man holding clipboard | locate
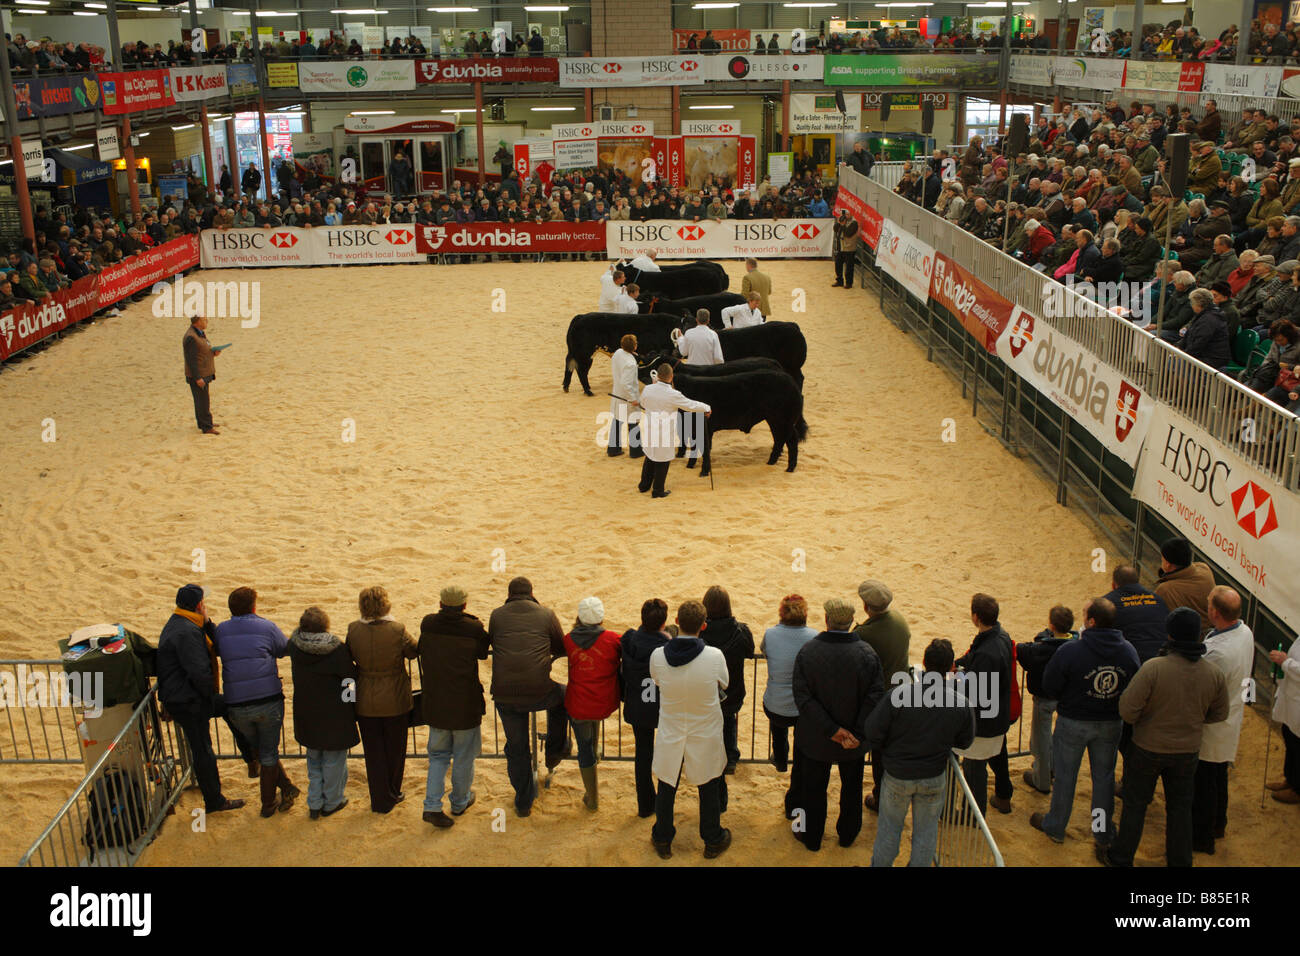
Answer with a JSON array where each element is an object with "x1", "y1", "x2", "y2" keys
[{"x1": 183, "y1": 314, "x2": 230, "y2": 435}]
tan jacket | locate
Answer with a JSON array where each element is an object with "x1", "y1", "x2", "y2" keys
[
  {"x1": 182, "y1": 325, "x2": 215, "y2": 382},
  {"x1": 1120, "y1": 653, "x2": 1228, "y2": 754},
  {"x1": 1187, "y1": 152, "x2": 1222, "y2": 195},
  {"x1": 346, "y1": 618, "x2": 417, "y2": 718},
  {"x1": 741, "y1": 269, "x2": 772, "y2": 316},
  {"x1": 1154, "y1": 561, "x2": 1216, "y2": 633}
]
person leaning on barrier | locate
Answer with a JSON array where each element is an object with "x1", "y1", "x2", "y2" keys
[
  {"x1": 852, "y1": 580, "x2": 911, "y2": 814},
  {"x1": 699, "y1": 586, "x2": 755, "y2": 775},
  {"x1": 862, "y1": 638, "x2": 975, "y2": 868},
  {"x1": 761, "y1": 595, "x2": 817, "y2": 790},
  {"x1": 1015, "y1": 605, "x2": 1077, "y2": 796},
  {"x1": 955, "y1": 593, "x2": 1015, "y2": 819},
  {"x1": 621, "y1": 599, "x2": 672, "y2": 818},
  {"x1": 1153, "y1": 538, "x2": 1216, "y2": 635},
  {"x1": 562, "y1": 597, "x2": 623, "y2": 812},
  {"x1": 417, "y1": 585, "x2": 489, "y2": 829},
  {"x1": 288, "y1": 605, "x2": 358, "y2": 820},
  {"x1": 156, "y1": 584, "x2": 245, "y2": 815},
  {"x1": 346, "y1": 586, "x2": 418, "y2": 814}
]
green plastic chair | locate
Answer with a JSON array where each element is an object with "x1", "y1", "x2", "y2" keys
[{"x1": 1223, "y1": 327, "x2": 1260, "y2": 377}]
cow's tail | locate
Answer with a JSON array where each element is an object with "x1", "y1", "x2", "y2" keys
[{"x1": 794, "y1": 394, "x2": 809, "y2": 442}]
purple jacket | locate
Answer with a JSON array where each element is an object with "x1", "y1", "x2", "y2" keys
[{"x1": 214, "y1": 614, "x2": 289, "y2": 704}]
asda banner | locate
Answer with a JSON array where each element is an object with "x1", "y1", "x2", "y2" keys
[
  {"x1": 823, "y1": 53, "x2": 999, "y2": 87},
  {"x1": 995, "y1": 306, "x2": 1153, "y2": 467},
  {"x1": 297, "y1": 60, "x2": 416, "y2": 93},
  {"x1": 875, "y1": 217, "x2": 935, "y2": 304},
  {"x1": 606, "y1": 219, "x2": 832, "y2": 259},
  {"x1": 1133, "y1": 404, "x2": 1300, "y2": 630}
]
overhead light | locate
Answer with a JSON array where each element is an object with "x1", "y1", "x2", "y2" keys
[
  {"x1": 523, "y1": 5, "x2": 569, "y2": 9},
  {"x1": 74, "y1": 9, "x2": 98, "y2": 13},
  {"x1": 232, "y1": 10, "x2": 299, "y2": 15},
  {"x1": 874, "y1": 2, "x2": 931, "y2": 5},
  {"x1": 276, "y1": 104, "x2": 302, "y2": 111},
  {"x1": 207, "y1": 114, "x2": 229, "y2": 121},
  {"x1": 83, "y1": 1, "x2": 107, "y2": 6},
  {"x1": 330, "y1": 7, "x2": 388, "y2": 12},
  {"x1": 531, "y1": 106, "x2": 577, "y2": 111},
  {"x1": 19, "y1": 9, "x2": 47, "y2": 13},
  {"x1": 351, "y1": 110, "x2": 396, "y2": 115},
  {"x1": 784, "y1": 2, "x2": 838, "y2": 6},
  {"x1": 691, "y1": 2, "x2": 738, "y2": 7},
  {"x1": 171, "y1": 124, "x2": 195, "y2": 131},
  {"x1": 15, "y1": 1, "x2": 52, "y2": 6},
  {"x1": 137, "y1": 132, "x2": 151, "y2": 138},
  {"x1": 66, "y1": 144, "x2": 95, "y2": 151},
  {"x1": 440, "y1": 108, "x2": 479, "y2": 113},
  {"x1": 689, "y1": 104, "x2": 734, "y2": 110},
  {"x1": 428, "y1": 5, "x2": 478, "y2": 9}
]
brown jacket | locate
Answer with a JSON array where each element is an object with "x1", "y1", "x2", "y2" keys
[
  {"x1": 346, "y1": 618, "x2": 418, "y2": 718},
  {"x1": 182, "y1": 325, "x2": 215, "y2": 382},
  {"x1": 1120, "y1": 653, "x2": 1229, "y2": 754},
  {"x1": 1154, "y1": 561, "x2": 1216, "y2": 633},
  {"x1": 1194, "y1": 110, "x2": 1221, "y2": 144},
  {"x1": 741, "y1": 269, "x2": 772, "y2": 316},
  {"x1": 1187, "y1": 152, "x2": 1223, "y2": 195}
]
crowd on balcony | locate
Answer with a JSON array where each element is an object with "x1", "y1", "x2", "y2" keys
[{"x1": 890, "y1": 97, "x2": 1300, "y2": 410}]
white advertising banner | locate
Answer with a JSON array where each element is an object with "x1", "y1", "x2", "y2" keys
[
  {"x1": 682, "y1": 119, "x2": 741, "y2": 136},
  {"x1": 1133, "y1": 404, "x2": 1300, "y2": 630},
  {"x1": 96, "y1": 128, "x2": 120, "y2": 162},
  {"x1": 170, "y1": 65, "x2": 228, "y2": 102},
  {"x1": 21, "y1": 140, "x2": 44, "y2": 180},
  {"x1": 559, "y1": 56, "x2": 706, "y2": 87},
  {"x1": 554, "y1": 138, "x2": 598, "y2": 169},
  {"x1": 606, "y1": 219, "x2": 832, "y2": 259},
  {"x1": 1048, "y1": 55, "x2": 1127, "y2": 91},
  {"x1": 1008, "y1": 53, "x2": 1052, "y2": 86},
  {"x1": 875, "y1": 217, "x2": 934, "y2": 304},
  {"x1": 995, "y1": 306, "x2": 1154, "y2": 467},
  {"x1": 699, "y1": 53, "x2": 823, "y2": 82},
  {"x1": 552, "y1": 120, "x2": 655, "y2": 138},
  {"x1": 298, "y1": 60, "x2": 416, "y2": 93},
  {"x1": 1201, "y1": 63, "x2": 1283, "y2": 98},
  {"x1": 200, "y1": 225, "x2": 424, "y2": 268},
  {"x1": 789, "y1": 93, "x2": 861, "y2": 134},
  {"x1": 362, "y1": 25, "x2": 385, "y2": 50}
]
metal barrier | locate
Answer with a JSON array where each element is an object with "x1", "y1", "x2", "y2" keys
[
  {"x1": 0, "y1": 660, "x2": 88, "y2": 764},
  {"x1": 936, "y1": 753, "x2": 1005, "y2": 867},
  {"x1": 18, "y1": 688, "x2": 190, "y2": 867}
]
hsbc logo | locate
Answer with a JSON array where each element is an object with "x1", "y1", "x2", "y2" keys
[
  {"x1": 630, "y1": 124, "x2": 646, "y2": 134},
  {"x1": 718, "y1": 124, "x2": 734, "y2": 133},
  {"x1": 680, "y1": 60, "x2": 699, "y2": 71},
  {"x1": 677, "y1": 224, "x2": 704, "y2": 240},
  {"x1": 792, "y1": 223, "x2": 819, "y2": 239},
  {"x1": 602, "y1": 63, "x2": 622, "y2": 74},
  {"x1": 270, "y1": 232, "x2": 298, "y2": 248},
  {"x1": 581, "y1": 126, "x2": 593, "y2": 136},
  {"x1": 1231, "y1": 480, "x2": 1278, "y2": 539},
  {"x1": 385, "y1": 229, "x2": 413, "y2": 245}
]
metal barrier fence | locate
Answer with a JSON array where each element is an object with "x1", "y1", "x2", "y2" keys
[
  {"x1": 0, "y1": 661, "x2": 88, "y2": 764},
  {"x1": 18, "y1": 688, "x2": 190, "y2": 867},
  {"x1": 937, "y1": 753, "x2": 1005, "y2": 867}
]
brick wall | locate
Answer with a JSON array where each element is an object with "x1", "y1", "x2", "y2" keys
[{"x1": 591, "y1": 0, "x2": 673, "y2": 129}]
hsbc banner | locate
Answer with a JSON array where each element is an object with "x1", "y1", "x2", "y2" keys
[
  {"x1": 995, "y1": 306, "x2": 1153, "y2": 468},
  {"x1": 559, "y1": 56, "x2": 706, "y2": 88},
  {"x1": 417, "y1": 57, "x2": 559, "y2": 83},
  {"x1": 606, "y1": 220, "x2": 832, "y2": 260},
  {"x1": 1133, "y1": 404, "x2": 1300, "y2": 630},
  {"x1": 875, "y1": 218, "x2": 934, "y2": 304},
  {"x1": 416, "y1": 222, "x2": 605, "y2": 255},
  {"x1": 200, "y1": 226, "x2": 424, "y2": 268},
  {"x1": 170, "y1": 65, "x2": 228, "y2": 102},
  {"x1": 931, "y1": 253, "x2": 1016, "y2": 354},
  {"x1": 298, "y1": 60, "x2": 416, "y2": 94}
]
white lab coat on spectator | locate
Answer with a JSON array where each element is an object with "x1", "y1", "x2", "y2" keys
[
  {"x1": 613, "y1": 291, "x2": 639, "y2": 314},
  {"x1": 609, "y1": 347, "x2": 640, "y2": 425},
  {"x1": 650, "y1": 641, "x2": 729, "y2": 785},
  {"x1": 630, "y1": 254, "x2": 661, "y2": 273},
  {"x1": 637, "y1": 380, "x2": 710, "y2": 463},
  {"x1": 721, "y1": 303, "x2": 764, "y2": 329},
  {"x1": 598, "y1": 271, "x2": 622, "y2": 311},
  {"x1": 1273, "y1": 634, "x2": 1300, "y2": 736},
  {"x1": 677, "y1": 324, "x2": 724, "y2": 364},
  {"x1": 1199, "y1": 621, "x2": 1254, "y2": 763}
]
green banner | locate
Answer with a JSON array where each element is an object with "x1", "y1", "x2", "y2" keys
[{"x1": 823, "y1": 53, "x2": 999, "y2": 87}]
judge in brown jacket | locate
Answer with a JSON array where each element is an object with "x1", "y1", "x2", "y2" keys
[{"x1": 182, "y1": 314, "x2": 220, "y2": 435}]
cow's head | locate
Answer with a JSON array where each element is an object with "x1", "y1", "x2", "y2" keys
[{"x1": 636, "y1": 349, "x2": 679, "y2": 383}]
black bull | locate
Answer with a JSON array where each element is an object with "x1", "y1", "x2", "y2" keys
[
  {"x1": 639, "y1": 292, "x2": 747, "y2": 326},
  {"x1": 624, "y1": 260, "x2": 729, "y2": 298}
]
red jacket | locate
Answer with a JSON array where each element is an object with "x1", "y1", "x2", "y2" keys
[{"x1": 563, "y1": 627, "x2": 622, "y2": 721}]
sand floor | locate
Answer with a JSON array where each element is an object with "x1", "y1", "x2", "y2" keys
[{"x1": 0, "y1": 258, "x2": 1293, "y2": 866}]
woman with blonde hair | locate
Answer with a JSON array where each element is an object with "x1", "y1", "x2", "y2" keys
[
  {"x1": 760, "y1": 595, "x2": 818, "y2": 791},
  {"x1": 346, "y1": 586, "x2": 418, "y2": 813}
]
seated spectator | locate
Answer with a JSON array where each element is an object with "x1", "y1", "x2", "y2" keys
[
  {"x1": 1194, "y1": 234, "x2": 1238, "y2": 287},
  {"x1": 1180, "y1": 287, "x2": 1232, "y2": 369},
  {"x1": 1242, "y1": 319, "x2": 1300, "y2": 402}
]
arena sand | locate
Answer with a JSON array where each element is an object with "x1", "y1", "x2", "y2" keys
[{"x1": 0, "y1": 259, "x2": 1292, "y2": 867}]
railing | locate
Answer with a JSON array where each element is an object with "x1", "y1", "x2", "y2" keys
[
  {"x1": 936, "y1": 753, "x2": 1005, "y2": 866},
  {"x1": 0, "y1": 661, "x2": 88, "y2": 764},
  {"x1": 18, "y1": 688, "x2": 189, "y2": 867}
]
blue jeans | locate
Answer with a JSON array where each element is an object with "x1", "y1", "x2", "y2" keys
[
  {"x1": 571, "y1": 719, "x2": 599, "y2": 769},
  {"x1": 305, "y1": 748, "x2": 349, "y2": 812},
  {"x1": 1042, "y1": 715, "x2": 1121, "y2": 844},
  {"x1": 1026, "y1": 697, "x2": 1057, "y2": 791},
  {"x1": 423, "y1": 726, "x2": 481, "y2": 813},
  {"x1": 226, "y1": 698, "x2": 284, "y2": 767},
  {"x1": 871, "y1": 770, "x2": 947, "y2": 867}
]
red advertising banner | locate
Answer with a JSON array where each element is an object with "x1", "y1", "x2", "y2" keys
[
  {"x1": 0, "y1": 236, "x2": 199, "y2": 362},
  {"x1": 651, "y1": 137, "x2": 668, "y2": 183},
  {"x1": 416, "y1": 57, "x2": 560, "y2": 83},
  {"x1": 929, "y1": 251, "x2": 1016, "y2": 353},
  {"x1": 672, "y1": 28, "x2": 752, "y2": 53},
  {"x1": 514, "y1": 144, "x2": 531, "y2": 180},
  {"x1": 832, "y1": 189, "x2": 882, "y2": 250},
  {"x1": 99, "y1": 69, "x2": 176, "y2": 115},
  {"x1": 667, "y1": 136, "x2": 684, "y2": 189},
  {"x1": 415, "y1": 222, "x2": 606, "y2": 255},
  {"x1": 1178, "y1": 61, "x2": 1205, "y2": 92},
  {"x1": 738, "y1": 135, "x2": 757, "y2": 189}
]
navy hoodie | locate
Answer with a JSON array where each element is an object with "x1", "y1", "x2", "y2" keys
[
  {"x1": 620, "y1": 626, "x2": 670, "y2": 727},
  {"x1": 1105, "y1": 585, "x2": 1169, "y2": 662},
  {"x1": 1041, "y1": 627, "x2": 1141, "y2": 721}
]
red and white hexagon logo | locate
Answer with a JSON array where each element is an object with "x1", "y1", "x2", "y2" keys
[
  {"x1": 580, "y1": 126, "x2": 593, "y2": 136},
  {"x1": 1231, "y1": 481, "x2": 1279, "y2": 539},
  {"x1": 677, "y1": 224, "x2": 704, "y2": 240},
  {"x1": 270, "y1": 232, "x2": 297, "y2": 248},
  {"x1": 385, "y1": 229, "x2": 413, "y2": 245},
  {"x1": 602, "y1": 62, "x2": 621, "y2": 74},
  {"x1": 631, "y1": 124, "x2": 646, "y2": 134},
  {"x1": 719, "y1": 123, "x2": 734, "y2": 133},
  {"x1": 793, "y1": 223, "x2": 819, "y2": 239},
  {"x1": 680, "y1": 60, "x2": 698, "y2": 71}
]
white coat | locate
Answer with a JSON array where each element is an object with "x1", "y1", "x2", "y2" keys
[
  {"x1": 1199, "y1": 621, "x2": 1254, "y2": 763},
  {"x1": 650, "y1": 642, "x2": 729, "y2": 786},
  {"x1": 598, "y1": 271, "x2": 622, "y2": 312},
  {"x1": 609, "y1": 348, "x2": 640, "y2": 425},
  {"x1": 677, "y1": 324, "x2": 724, "y2": 364},
  {"x1": 721, "y1": 303, "x2": 764, "y2": 329},
  {"x1": 1273, "y1": 636, "x2": 1300, "y2": 735},
  {"x1": 637, "y1": 380, "x2": 710, "y2": 462},
  {"x1": 630, "y1": 254, "x2": 660, "y2": 273},
  {"x1": 613, "y1": 291, "x2": 639, "y2": 314}
]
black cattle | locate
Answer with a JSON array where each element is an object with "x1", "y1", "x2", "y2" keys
[
  {"x1": 625, "y1": 260, "x2": 729, "y2": 298},
  {"x1": 563, "y1": 312, "x2": 681, "y2": 396},
  {"x1": 640, "y1": 292, "x2": 747, "y2": 326},
  {"x1": 716, "y1": 321, "x2": 807, "y2": 386},
  {"x1": 667, "y1": 367, "x2": 807, "y2": 477},
  {"x1": 636, "y1": 355, "x2": 783, "y2": 385}
]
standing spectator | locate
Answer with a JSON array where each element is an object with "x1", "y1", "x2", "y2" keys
[
  {"x1": 417, "y1": 584, "x2": 489, "y2": 828},
  {"x1": 741, "y1": 257, "x2": 772, "y2": 316},
  {"x1": 832, "y1": 207, "x2": 860, "y2": 288},
  {"x1": 346, "y1": 586, "x2": 418, "y2": 814},
  {"x1": 156, "y1": 585, "x2": 245, "y2": 815},
  {"x1": 863, "y1": 638, "x2": 975, "y2": 867},
  {"x1": 701, "y1": 585, "x2": 755, "y2": 774},
  {"x1": 182, "y1": 314, "x2": 222, "y2": 436},
  {"x1": 852, "y1": 580, "x2": 911, "y2": 813},
  {"x1": 487, "y1": 577, "x2": 568, "y2": 816},
  {"x1": 1193, "y1": 587, "x2": 1255, "y2": 853},
  {"x1": 241, "y1": 163, "x2": 262, "y2": 199},
  {"x1": 288, "y1": 606, "x2": 358, "y2": 820},
  {"x1": 956, "y1": 593, "x2": 1015, "y2": 817},
  {"x1": 649, "y1": 600, "x2": 732, "y2": 859},
  {"x1": 215, "y1": 587, "x2": 298, "y2": 818},
  {"x1": 1267, "y1": 635, "x2": 1300, "y2": 804},
  {"x1": 760, "y1": 594, "x2": 817, "y2": 808},
  {"x1": 1105, "y1": 565, "x2": 1170, "y2": 664},
  {"x1": 1015, "y1": 605, "x2": 1076, "y2": 794},
  {"x1": 1099, "y1": 609, "x2": 1229, "y2": 867},
  {"x1": 790, "y1": 597, "x2": 885, "y2": 851},
  {"x1": 1031, "y1": 599, "x2": 1140, "y2": 847},
  {"x1": 1154, "y1": 538, "x2": 1216, "y2": 633},
  {"x1": 562, "y1": 597, "x2": 623, "y2": 811},
  {"x1": 621, "y1": 599, "x2": 672, "y2": 818}
]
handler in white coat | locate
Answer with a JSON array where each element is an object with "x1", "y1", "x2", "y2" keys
[
  {"x1": 598, "y1": 267, "x2": 627, "y2": 312},
  {"x1": 648, "y1": 599, "x2": 732, "y2": 858},
  {"x1": 608, "y1": 334, "x2": 642, "y2": 458},
  {"x1": 721, "y1": 293, "x2": 765, "y2": 329},
  {"x1": 1193, "y1": 586, "x2": 1255, "y2": 853},
  {"x1": 629, "y1": 251, "x2": 660, "y2": 273},
  {"x1": 636, "y1": 364, "x2": 710, "y2": 498},
  {"x1": 1267, "y1": 627, "x2": 1300, "y2": 803},
  {"x1": 613, "y1": 283, "x2": 640, "y2": 315},
  {"x1": 676, "y1": 309, "x2": 724, "y2": 365}
]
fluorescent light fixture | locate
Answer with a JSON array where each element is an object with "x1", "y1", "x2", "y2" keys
[
  {"x1": 137, "y1": 132, "x2": 150, "y2": 138},
  {"x1": 276, "y1": 104, "x2": 302, "y2": 110},
  {"x1": 330, "y1": 7, "x2": 388, "y2": 12},
  {"x1": 83, "y1": 1, "x2": 107, "y2": 6},
  {"x1": 692, "y1": 2, "x2": 738, "y2": 7},
  {"x1": 351, "y1": 110, "x2": 396, "y2": 115},
  {"x1": 439, "y1": 108, "x2": 480, "y2": 113},
  {"x1": 688, "y1": 104, "x2": 734, "y2": 110},
  {"x1": 523, "y1": 5, "x2": 569, "y2": 9},
  {"x1": 171, "y1": 124, "x2": 195, "y2": 131},
  {"x1": 428, "y1": 5, "x2": 478, "y2": 9},
  {"x1": 20, "y1": 10, "x2": 47, "y2": 13},
  {"x1": 74, "y1": 9, "x2": 98, "y2": 13},
  {"x1": 15, "y1": 1, "x2": 52, "y2": 6},
  {"x1": 531, "y1": 106, "x2": 578, "y2": 111},
  {"x1": 875, "y1": 2, "x2": 932, "y2": 5},
  {"x1": 66, "y1": 144, "x2": 94, "y2": 151},
  {"x1": 784, "y1": 2, "x2": 838, "y2": 6}
]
